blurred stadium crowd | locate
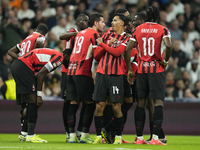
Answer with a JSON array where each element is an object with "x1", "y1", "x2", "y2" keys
[{"x1": 0, "y1": 0, "x2": 200, "y2": 101}]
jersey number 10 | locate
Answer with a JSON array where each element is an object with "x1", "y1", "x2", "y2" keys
[{"x1": 142, "y1": 37, "x2": 155, "y2": 56}]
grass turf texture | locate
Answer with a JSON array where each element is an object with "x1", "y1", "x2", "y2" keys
[{"x1": 0, "y1": 134, "x2": 200, "y2": 150}]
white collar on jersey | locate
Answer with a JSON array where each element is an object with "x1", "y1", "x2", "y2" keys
[{"x1": 121, "y1": 32, "x2": 126, "y2": 35}]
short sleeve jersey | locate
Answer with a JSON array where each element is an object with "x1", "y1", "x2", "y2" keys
[
  {"x1": 67, "y1": 28, "x2": 99, "y2": 77},
  {"x1": 18, "y1": 48, "x2": 63, "y2": 73},
  {"x1": 131, "y1": 22, "x2": 171, "y2": 73},
  {"x1": 61, "y1": 28, "x2": 78, "y2": 73},
  {"x1": 17, "y1": 32, "x2": 46, "y2": 56},
  {"x1": 97, "y1": 31, "x2": 130, "y2": 75}
]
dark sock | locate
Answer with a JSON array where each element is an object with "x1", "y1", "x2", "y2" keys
[
  {"x1": 94, "y1": 116, "x2": 103, "y2": 136},
  {"x1": 28, "y1": 123, "x2": 36, "y2": 135},
  {"x1": 159, "y1": 127, "x2": 165, "y2": 139},
  {"x1": 27, "y1": 103, "x2": 38, "y2": 135},
  {"x1": 153, "y1": 106, "x2": 163, "y2": 136},
  {"x1": 149, "y1": 122, "x2": 153, "y2": 139},
  {"x1": 77, "y1": 103, "x2": 86, "y2": 132},
  {"x1": 103, "y1": 105, "x2": 113, "y2": 127},
  {"x1": 22, "y1": 104, "x2": 28, "y2": 132},
  {"x1": 141, "y1": 110, "x2": 146, "y2": 131},
  {"x1": 114, "y1": 116, "x2": 123, "y2": 136},
  {"x1": 62, "y1": 101, "x2": 70, "y2": 133},
  {"x1": 20, "y1": 109, "x2": 23, "y2": 128},
  {"x1": 134, "y1": 106, "x2": 145, "y2": 136},
  {"x1": 121, "y1": 102, "x2": 133, "y2": 131},
  {"x1": 105, "y1": 117, "x2": 115, "y2": 132},
  {"x1": 67, "y1": 104, "x2": 79, "y2": 133},
  {"x1": 82, "y1": 103, "x2": 96, "y2": 133}
]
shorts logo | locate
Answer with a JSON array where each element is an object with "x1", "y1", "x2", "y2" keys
[
  {"x1": 112, "y1": 86, "x2": 119, "y2": 94},
  {"x1": 32, "y1": 84, "x2": 35, "y2": 91}
]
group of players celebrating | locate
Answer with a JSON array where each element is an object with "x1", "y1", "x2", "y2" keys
[{"x1": 8, "y1": 5, "x2": 172, "y2": 145}]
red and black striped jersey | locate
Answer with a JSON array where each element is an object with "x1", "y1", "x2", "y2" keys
[
  {"x1": 17, "y1": 32, "x2": 46, "y2": 56},
  {"x1": 96, "y1": 31, "x2": 130, "y2": 75},
  {"x1": 67, "y1": 28, "x2": 99, "y2": 77},
  {"x1": 18, "y1": 48, "x2": 63, "y2": 73},
  {"x1": 131, "y1": 22, "x2": 171, "y2": 73},
  {"x1": 61, "y1": 28, "x2": 78, "y2": 73}
]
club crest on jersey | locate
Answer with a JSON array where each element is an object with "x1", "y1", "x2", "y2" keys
[{"x1": 32, "y1": 84, "x2": 35, "y2": 91}]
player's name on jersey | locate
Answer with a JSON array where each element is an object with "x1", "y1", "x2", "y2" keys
[{"x1": 141, "y1": 28, "x2": 158, "y2": 33}]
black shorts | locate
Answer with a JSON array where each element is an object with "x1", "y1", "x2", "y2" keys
[
  {"x1": 11, "y1": 59, "x2": 36, "y2": 105},
  {"x1": 124, "y1": 76, "x2": 132, "y2": 98},
  {"x1": 61, "y1": 72, "x2": 67, "y2": 100},
  {"x1": 136, "y1": 72, "x2": 165, "y2": 101},
  {"x1": 65, "y1": 75, "x2": 94, "y2": 102},
  {"x1": 16, "y1": 93, "x2": 28, "y2": 105},
  {"x1": 94, "y1": 73, "x2": 124, "y2": 103},
  {"x1": 131, "y1": 81, "x2": 138, "y2": 103}
]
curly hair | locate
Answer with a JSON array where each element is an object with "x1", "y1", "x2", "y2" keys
[{"x1": 145, "y1": 6, "x2": 160, "y2": 23}]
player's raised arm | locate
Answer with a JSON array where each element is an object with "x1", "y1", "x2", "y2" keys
[{"x1": 59, "y1": 32, "x2": 78, "y2": 41}]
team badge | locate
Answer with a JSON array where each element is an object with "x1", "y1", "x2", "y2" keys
[{"x1": 32, "y1": 84, "x2": 35, "y2": 91}]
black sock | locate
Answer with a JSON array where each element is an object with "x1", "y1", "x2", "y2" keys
[
  {"x1": 27, "y1": 103, "x2": 38, "y2": 135},
  {"x1": 20, "y1": 109, "x2": 23, "y2": 128},
  {"x1": 134, "y1": 106, "x2": 145, "y2": 136},
  {"x1": 141, "y1": 110, "x2": 146, "y2": 132},
  {"x1": 20, "y1": 103, "x2": 26, "y2": 130},
  {"x1": 82, "y1": 103, "x2": 96, "y2": 133},
  {"x1": 114, "y1": 116, "x2": 123, "y2": 136},
  {"x1": 121, "y1": 102, "x2": 133, "y2": 131},
  {"x1": 94, "y1": 116, "x2": 103, "y2": 136},
  {"x1": 159, "y1": 127, "x2": 165, "y2": 139},
  {"x1": 153, "y1": 106, "x2": 163, "y2": 136},
  {"x1": 105, "y1": 117, "x2": 115, "y2": 132},
  {"x1": 62, "y1": 101, "x2": 70, "y2": 133},
  {"x1": 22, "y1": 104, "x2": 28, "y2": 132},
  {"x1": 77, "y1": 103, "x2": 86, "y2": 132},
  {"x1": 103, "y1": 105, "x2": 113, "y2": 127},
  {"x1": 149, "y1": 122, "x2": 153, "y2": 139},
  {"x1": 67, "y1": 104, "x2": 79, "y2": 133}
]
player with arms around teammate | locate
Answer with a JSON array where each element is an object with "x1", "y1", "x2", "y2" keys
[
  {"x1": 10, "y1": 48, "x2": 70, "y2": 143},
  {"x1": 125, "y1": 6, "x2": 172, "y2": 145},
  {"x1": 7, "y1": 24, "x2": 48, "y2": 142},
  {"x1": 59, "y1": 14, "x2": 89, "y2": 142},
  {"x1": 93, "y1": 13, "x2": 130, "y2": 144},
  {"x1": 66, "y1": 13, "x2": 105, "y2": 143}
]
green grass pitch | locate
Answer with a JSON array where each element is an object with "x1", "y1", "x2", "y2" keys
[{"x1": 0, "y1": 134, "x2": 200, "y2": 150}]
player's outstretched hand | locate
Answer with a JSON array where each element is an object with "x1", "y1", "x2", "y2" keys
[
  {"x1": 127, "y1": 70, "x2": 135, "y2": 85},
  {"x1": 36, "y1": 96, "x2": 43, "y2": 107},
  {"x1": 156, "y1": 60, "x2": 168, "y2": 69}
]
